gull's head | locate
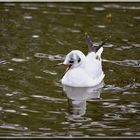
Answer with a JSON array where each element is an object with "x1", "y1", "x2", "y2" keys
[{"x1": 63, "y1": 50, "x2": 86, "y2": 69}]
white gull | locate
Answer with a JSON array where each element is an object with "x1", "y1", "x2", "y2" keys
[{"x1": 58, "y1": 33, "x2": 109, "y2": 87}]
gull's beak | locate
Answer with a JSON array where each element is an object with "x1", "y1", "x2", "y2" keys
[
  {"x1": 64, "y1": 64, "x2": 72, "y2": 74},
  {"x1": 54, "y1": 63, "x2": 72, "y2": 75}
]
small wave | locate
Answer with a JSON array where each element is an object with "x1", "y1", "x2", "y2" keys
[
  {"x1": 134, "y1": 16, "x2": 140, "y2": 20},
  {"x1": 93, "y1": 7, "x2": 105, "y2": 11},
  {"x1": 104, "y1": 113, "x2": 129, "y2": 120},
  {"x1": 116, "y1": 60, "x2": 140, "y2": 68},
  {"x1": 11, "y1": 57, "x2": 30, "y2": 62},
  {"x1": 103, "y1": 4, "x2": 121, "y2": 9},
  {"x1": 34, "y1": 53, "x2": 47, "y2": 58},
  {"x1": 4, "y1": 109, "x2": 16, "y2": 113},
  {"x1": 32, "y1": 35, "x2": 40, "y2": 38},
  {"x1": 104, "y1": 82, "x2": 139, "y2": 93},
  {"x1": 34, "y1": 53, "x2": 65, "y2": 61},
  {"x1": 58, "y1": 5, "x2": 84, "y2": 10},
  {"x1": 103, "y1": 59, "x2": 140, "y2": 68},
  {"x1": 0, "y1": 60, "x2": 9, "y2": 64},
  {"x1": 103, "y1": 84, "x2": 126, "y2": 93},
  {"x1": 103, "y1": 4, "x2": 140, "y2": 10},
  {"x1": 31, "y1": 95, "x2": 66, "y2": 102},
  {"x1": 0, "y1": 123, "x2": 28, "y2": 131},
  {"x1": 122, "y1": 6, "x2": 140, "y2": 10},
  {"x1": 4, "y1": 3, "x2": 16, "y2": 6},
  {"x1": 96, "y1": 25, "x2": 106, "y2": 29},
  {"x1": 43, "y1": 69, "x2": 57, "y2": 75},
  {"x1": 91, "y1": 121, "x2": 116, "y2": 129},
  {"x1": 23, "y1": 15, "x2": 32, "y2": 19},
  {"x1": 21, "y1": 5, "x2": 39, "y2": 10},
  {"x1": 119, "y1": 105, "x2": 139, "y2": 113},
  {"x1": 66, "y1": 28, "x2": 81, "y2": 33},
  {"x1": 47, "y1": 54, "x2": 65, "y2": 61}
]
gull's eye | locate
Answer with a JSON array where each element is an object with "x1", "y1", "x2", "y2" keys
[
  {"x1": 78, "y1": 58, "x2": 81, "y2": 63},
  {"x1": 69, "y1": 60, "x2": 74, "y2": 64}
]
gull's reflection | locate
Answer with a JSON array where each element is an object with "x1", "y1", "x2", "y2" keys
[{"x1": 63, "y1": 82, "x2": 104, "y2": 118}]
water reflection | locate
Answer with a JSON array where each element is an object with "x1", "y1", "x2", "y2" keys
[
  {"x1": 63, "y1": 82, "x2": 104, "y2": 118},
  {"x1": 0, "y1": 2, "x2": 140, "y2": 136}
]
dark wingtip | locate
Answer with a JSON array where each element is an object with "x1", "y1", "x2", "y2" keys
[
  {"x1": 85, "y1": 32, "x2": 95, "y2": 52},
  {"x1": 95, "y1": 35, "x2": 111, "y2": 52},
  {"x1": 85, "y1": 33, "x2": 111, "y2": 53}
]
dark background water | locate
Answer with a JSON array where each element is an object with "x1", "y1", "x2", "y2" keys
[{"x1": 0, "y1": 2, "x2": 140, "y2": 137}]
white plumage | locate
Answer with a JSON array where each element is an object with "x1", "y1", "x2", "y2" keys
[
  {"x1": 58, "y1": 33, "x2": 108, "y2": 87},
  {"x1": 61, "y1": 48, "x2": 104, "y2": 87}
]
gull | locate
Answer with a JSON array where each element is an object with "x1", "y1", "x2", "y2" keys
[{"x1": 57, "y1": 33, "x2": 109, "y2": 87}]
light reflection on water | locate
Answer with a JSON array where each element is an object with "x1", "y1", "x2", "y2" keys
[
  {"x1": 0, "y1": 2, "x2": 140, "y2": 137},
  {"x1": 63, "y1": 82, "x2": 104, "y2": 118}
]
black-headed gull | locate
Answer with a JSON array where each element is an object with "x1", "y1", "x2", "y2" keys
[{"x1": 57, "y1": 33, "x2": 109, "y2": 87}]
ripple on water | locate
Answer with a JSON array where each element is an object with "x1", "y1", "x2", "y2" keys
[
  {"x1": 103, "y1": 84, "x2": 126, "y2": 93},
  {"x1": 65, "y1": 130, "x2": 84, "y2": 137},
  {"x1": 0, "y1": 123, "x2": 28, "y2": 131},
  {"x1": 132, "y1": 43, "x2": 140, "y2": 48},
  {"x1": 31, "y1": 95, "x2": 66, "y2": 102},
  {"x1": 11, "y1": 57, "x2": 30, "y2": 62},
  {"x1": 122, "y1": 6, "x2": 140, "y2": 10},
  {"x1": 96, "y1": 25, "x2": 106, "y2": 29},
  {"x1": 116, "y1": 60, "x2": 140, "y2": 67},
  {"x1": 93, "y1": 7, "x2": 105, "y2": 11},
  {"x1": 66, "y1": 28, "x2": 81, "y2": 33},
  {"x1": 134, "y1": 16, "x2": 140, "y2": 20},
  {"x1": 34, "y1": 53, "x2": 47, "y2": 58},
  {"x1": 103, "y1": 4, "x2": 121, "y2": 9},
  {"x1": 4, "y1": 3, "x2": 16, "y2": 6},
  {"x1": 4, "y1": 109, "x2": 16, "y2": 113},
  {"x1": 119, "y1": 105, "x2": 139, "y2": 113},
  {"x1": 103, "y1": 44, "x2": 114, "y2": 48},
  {"x1": 66, "y1": 114, "x2": 92, "y2": 123},
  {"x1": 32, "y1": 35, "x2": 40, "y2": 38},
  {"x1": 59, "y1": 5, "x2": 84, "y2": 10},
  {"x1": 103, "y1": 5, "x2": 140, "y2": 10},
  {"x1": 0, "y1": 60, "x2": 9, "y2": 64},
  {"x1": 103, "y1": 59, "x2": 140, "y2": 68},
  {"x1": 79, "y1": 121, "x2": 113, "y2": 132},
  {"x1": 103, "y1": 82, "x2": 139, "y2": 95},
  {"x1": 46, "y1": 3, "x2": 56, "y2": 8},
  {"x1": 47, "y1": 54, "x2": 65, "y2": 61},
  {"x1": 34, "y1": 53, "x2": 64, "y2": 61},
  {"x1": 43, "y1": 69, "x2": 57, "y2": 75},
  {"x1": 20, "y1": 4, "x2": 39, "y2": 10},
  {"x1": 103, "y1": 113, "x2": 129, "y2": 121},
  {"x1": 23, "y1": 15, "x2": 32, "y2": 19},
  {"x1": 38, "y1": 127, "x2": 51, "y2": 131},
  {"x1": 121, "y1": 46, "x2": 133, "y2": 50},
  {"x1": 8, "y1": 68, "x2": 14, "y2": 71},
  {"x1": 102, "y1": 102, "x2": 117, "y2": 108}
]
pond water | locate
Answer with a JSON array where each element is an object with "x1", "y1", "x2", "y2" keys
[{"x1": 0, "y1": 2, "x2": 140, "y2": 137}]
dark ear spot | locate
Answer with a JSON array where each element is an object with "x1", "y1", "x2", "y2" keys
[{"x1": 78, "y1": 58, "x2": 81, "y2": 63}]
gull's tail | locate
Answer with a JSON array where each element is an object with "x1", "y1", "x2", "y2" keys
[{"x1": 85, "y1": 32, "x2": 111, "y2": 53}]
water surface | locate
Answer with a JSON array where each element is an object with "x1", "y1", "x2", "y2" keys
[{"x1": 0, "y1": 2, "x2": 140, "y2": 137}]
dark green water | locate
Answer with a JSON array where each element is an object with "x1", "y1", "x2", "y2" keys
[{"x1": 0, "y1": 2, "x2": 140, "y2": 137}]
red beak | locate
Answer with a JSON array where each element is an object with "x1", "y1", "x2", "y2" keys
[{"x1": 64, "y1": 64, "x2": 72, "y2": 74}]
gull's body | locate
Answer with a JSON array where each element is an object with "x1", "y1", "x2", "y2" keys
[
  {"x1": 60, "y1": 33, "x2": 107, "y2": 87},
  {"x1": 61, "y1": 49, "x2": 104, "y2": 87}
]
